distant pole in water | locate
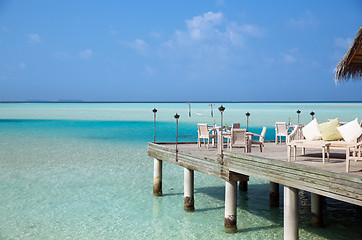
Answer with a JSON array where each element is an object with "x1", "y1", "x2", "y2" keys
[
  {"x1": 174, "y1": 113, "x2": 180, "y2": 162},
  {"x1": 188, "y1": 102, "x2": 191, "y2": 117},
  {"x1": 152, "y1": 108, "x2": 157, "y2": 143},
  {"x1": 209, "y1": 103, "x2": 215, "y2": 117},
  {"x1": 297, "y1": 110, "x2": 301, "y2": 125},
  {"x1": 245, "y1": 112, "x2": 250, "y2": 132},
  {"x1": 310, "y1": 111, "x2": 315, "y2": 120},
  {"x1": 218, "y1": 105, "x2": 225, "y2": 155}
]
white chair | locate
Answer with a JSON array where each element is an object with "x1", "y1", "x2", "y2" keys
[
  {"x1": 197, "y1": 124, "x2": 216, "y2": 149},
  {"x1": 223, "y1": 123, "x2": 240, "y2": 145},
  {"x1": 346, "y1": 134, "x2": 362, "y2": 172},
  {"x1": 251, "y1": 127, "x2": 267, "y2": 152},
  {"x1": 229, "y1": 128, "x2": 248, "y2": 152},
  {"x1": 275, "y1": 122, "x2": 288, "y2": 144}
]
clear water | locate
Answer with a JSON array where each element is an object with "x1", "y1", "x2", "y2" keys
[{"x1": 0, "y1": 103, "x2": 361, "y2": 239}]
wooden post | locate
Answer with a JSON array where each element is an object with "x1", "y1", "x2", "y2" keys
[
  {"x1": 270, "y1": 182, "x2": 279, "y2": 206},
  {"x1": 188, "y1": 102, "x2": 191, "y2": 117},
  {"x1": 225, "y1": 180, "x2": 237, "y2": 233},
  {"x1": 284, "y1": 185, "x2": 299, "y2": 240},
  {"x1": 184, "y1": 168, "x2": 194, "y2": 211},
  {"x1": 153, "y1": 158, "x2": 162, "y2": 196},
  {"x1": 311, "y1": 193, "x2": 323, "y2": 227}
]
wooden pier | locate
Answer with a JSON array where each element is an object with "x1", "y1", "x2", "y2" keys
[{"x1": 148, "y1": 142, "x2": 362, "y2": 239}]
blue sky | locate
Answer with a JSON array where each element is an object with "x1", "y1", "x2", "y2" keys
[{"x1": 1, "y1": 0, "x2": 362, "y2": 102}]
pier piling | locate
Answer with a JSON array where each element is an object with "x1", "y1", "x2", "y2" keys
[
  {"x1": 153, "y1": 158, "x2": 162, "y2": 196},
  {"x1": 311, "y1": 193, "x2": 323, "y2": 227},
  {"x1": 149, "y1": 141, "x2": 362, "y2": 237},
  {"x1": 225, "y1": 180, "x2": 237, "y2": 233},
  {"x1": 270, "y1": 182, "x2": 279, "y2": 206},
  {"x1": 184, "y1": 168, "x2": 195, "y2": 211},
  {"x1": 239, "y1": 179, "x2": 248, "y2": 192},
  {"x1": 284, "y1": 185, "x2": 299, "y2": 240}
]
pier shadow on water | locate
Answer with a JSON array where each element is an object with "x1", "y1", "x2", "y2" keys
[{"x1": 189, "y1": 182, "x2": 362, "y2": 239}]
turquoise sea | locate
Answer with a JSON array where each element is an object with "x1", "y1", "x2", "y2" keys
[{"x1": 0, "y1": 102, "x2": 361, "y2": 239}]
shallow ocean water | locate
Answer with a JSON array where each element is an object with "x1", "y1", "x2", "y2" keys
[{"x1": 0, "y1": 103, "x2": 361, "y2": 239}]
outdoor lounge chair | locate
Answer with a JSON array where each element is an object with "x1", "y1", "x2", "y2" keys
[
  {"x1": 197, "y1": 124, "x2": 216, "y2": 149},
  {"x1": 250, "y1": 127, "x2": 267, "y2": 152},
  {"x1": 287, "y1": 118, "x2": 362, "y2": 172}
]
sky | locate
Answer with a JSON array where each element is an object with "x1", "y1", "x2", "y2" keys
[{"x1": 0, "y1": 0, "x2": 362, "y2": 102}]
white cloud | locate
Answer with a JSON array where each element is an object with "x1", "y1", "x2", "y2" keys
[
  {"x1": 153, "y1": 11, "x2": 265, "y2": 81},
  {"x1": 287, "y1": 11, "x2": 319, "y2": 30},
  {"x1": 145, "y1": 65, "x2": 156, "y2": 76},
  {"x1": 133, "y1": 39, "x2": 146, "y2": 51},
  {"x1": 226, "y1": 22, "x2": 263, "y2": 47},
  {"x1": 282, "y1": 53, "x2": 297, "y2": 63},
  {"x1": 109, "y1": 25, "x2": 118, "y2": 35},
  {"x1": 282, "y1": 48, "x2": 299, "y2": 63},
  {"x1": 165, "y1": 11, "x2": 262, "y2": 50},
  {"x1": 186, "y1": 11, "x2": 223, "y2": 28},
  {"x1": 184, "y1": 11, "x2": 223, "y2": 41},
  {"x1": 157, "y1": 11, "x2": 265, "y2": 81},
  {"x1": 150, "y1": 31, "x2": 162, "y2": 39},
  {"x1": 53, "y1": 51, "x2": 69, "y2": 59},
  {"x1": 19, "y1": 62, "x2": 26, "y2": 69},
  {"x1": 79, "y1": 49, "x2": 93, "y2": 59},
  {"x1": 334, "y1": 38, "x2": 352, "y2": 49},
  {"x1": 121, "y1": 39, "x2": 148, "y2": 55},
  {"x1": 28, "y1": 33, "x2": 41, "y2": 44},
  {"x1": 216, "y1": 0, "x2": 225, "y2": 7}
]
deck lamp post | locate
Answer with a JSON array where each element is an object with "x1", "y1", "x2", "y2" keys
[
  {"x1": 174, "y1": 113, "x2": 180, "y2": 162},
  {"x1": 219, "y1": 105, "x2": 225, "y2": 125},
  {"x1": 153, "y1": 108, "x2": 161, "y2": 196},
  {"x1": 152, "y1": 108, "x2": 157, "y2": 143},
  {"x1": 297, "y1": 110, "x2": 301, "y2": 125},
  {"x1": 246, "y1": 112, "x2": 250, "y2": 132},
  {"x1": 218, "y1": 105, "x2": 225, "y2": 155},
  {"x1": 310, "y1": 111, "x2": 315, "y2": 120}
]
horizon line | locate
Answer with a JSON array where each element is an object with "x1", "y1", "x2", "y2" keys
[{"x1": 1, "y1": 100, "x2": 362, "y2": 104}]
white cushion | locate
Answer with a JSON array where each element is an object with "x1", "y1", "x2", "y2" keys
[
  {"x1": 302, "y1": 119, "x2": 322, "y2": 141},
  {"x1": 337, "y1": 118, "x2": 362, "y2": 142}
]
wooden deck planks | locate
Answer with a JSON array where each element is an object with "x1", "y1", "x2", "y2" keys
[{"x1": 148, "y1": 143, "x2": 246, "y2": 181}]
